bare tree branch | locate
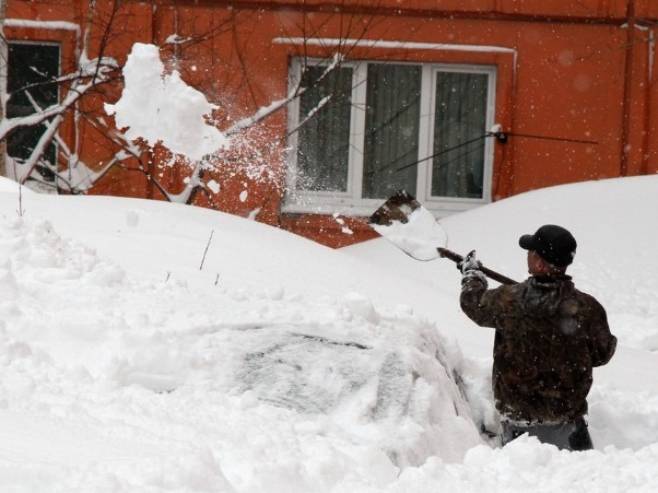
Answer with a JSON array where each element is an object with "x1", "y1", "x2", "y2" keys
[
  {"x1": 0, "y1": 3, "x2": 383, "y2": 215},
  {"x1": 225, "y1": 52, "x2": 344, "y2": 136}
]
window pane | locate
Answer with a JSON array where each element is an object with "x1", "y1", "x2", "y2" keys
[
  {"x1": 432, "y1": 72, "x2": 488, "y2": 199},
  {"x1": 296, "y1": 65, "x2": 353, "y2": 192},
  {"x1": 363, "y1": 64, "x2": 420, "y2": 199},
  {"x1": 7, "y1": 43, "x2": 60, "y2": 181}
]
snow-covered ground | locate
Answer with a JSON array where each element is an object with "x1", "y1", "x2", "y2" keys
[{"x1": 1, "y1": 176, "x2": 658, "y2": 491}]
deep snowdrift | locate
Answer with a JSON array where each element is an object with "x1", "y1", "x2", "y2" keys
[
  {"x1": 1, "y1": 176, "x2": 658, "y2": 491},
  {"x1": 0, "y1": 185, "x2": 482, "y2": 491},
  {"x1": 345, "y1": 175, "x2": 658, "y2": 382}
]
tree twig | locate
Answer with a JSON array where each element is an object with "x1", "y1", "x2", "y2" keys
[{"x1": 199, "y1": 229, "x2": 214, "y2": 270}]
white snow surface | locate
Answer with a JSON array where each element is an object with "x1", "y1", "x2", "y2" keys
[
  {"x1": 105, "y1": 43, "x2": 228, "y2": 161},
  {"x1": 0, "y1": 180, "x2": 481, "y2": 492},
  {"x1": 1, "y1": 175, "x2": 658, "y2": 491}
]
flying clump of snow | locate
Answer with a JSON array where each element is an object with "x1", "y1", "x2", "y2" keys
[
  {"x1": 105, "y1": 42, "x2": 286, "y2": 199},
  {"x1": 105, "y1": 43, "x2": 228, "y2": 162}
]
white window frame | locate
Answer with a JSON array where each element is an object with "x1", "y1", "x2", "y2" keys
[{"x1": 284, "y1": 58, "x2": 496, "y2": 217}]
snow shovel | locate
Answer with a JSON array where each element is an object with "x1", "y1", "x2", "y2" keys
[{"x1": 368, "y1": 190, "x2": 517, "y2": 286}]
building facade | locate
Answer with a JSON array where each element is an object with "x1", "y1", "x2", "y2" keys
[{"x1": 3, "y1": 0, "x2": 658, "y2": 246}]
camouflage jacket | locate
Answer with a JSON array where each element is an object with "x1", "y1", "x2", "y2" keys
[{"x1": 460, "y1": 273, "x2": 617, "y2": 423}]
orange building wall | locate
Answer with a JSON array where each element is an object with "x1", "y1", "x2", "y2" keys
[{"x1": 5, "y1": 0, "x2": 658, "y2": 247}]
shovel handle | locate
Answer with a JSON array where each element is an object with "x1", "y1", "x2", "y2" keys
[{"x1": 437, "y1": 247, "x2": 518, "y2": 286}]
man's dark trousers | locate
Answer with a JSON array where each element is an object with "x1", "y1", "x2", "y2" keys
[{"x1": 501, "y1": 417, "x2": 594, "y2": 451}]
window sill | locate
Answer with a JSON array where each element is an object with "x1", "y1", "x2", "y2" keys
[{"x1": 282, "y1": 195, "x2": 489, "y2": 218}]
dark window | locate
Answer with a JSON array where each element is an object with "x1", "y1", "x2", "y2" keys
[
  {"x1": 293, "y1": 61, "x2": 491, "y2": 203},
  {"x1": 432, "y1": 72, "x2": 488, "y2": 199},
  {"x1": 362, "y1": 63, "x2": 421, "y2": 199},
  {"x1": 297, "y1": 65, "x2": 353, "y2": 192},
  {"x1": 7, "y1": 43, "x2": 60, "y2": 181}
]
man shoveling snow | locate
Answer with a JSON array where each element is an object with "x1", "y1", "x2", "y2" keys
[{"x1": 459, "y1": 225, "x2": 617, "y2": 450}]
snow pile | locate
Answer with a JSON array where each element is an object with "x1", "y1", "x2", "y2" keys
[
  {"x1": 0, "y1": 197, "x2": 481, "y2": 491},
  {"x1": 373, "y1": 436, "x2": 658, "y2": 493},
  {"x1": 105, "y1": 43, "x2": 228, "y2": 161},
  {"x1": 2, "y1": 175, "x2": 658, "y2": 491},
  {"x1": 185, "y1": 300, "x2": 482, "y2": 466}
]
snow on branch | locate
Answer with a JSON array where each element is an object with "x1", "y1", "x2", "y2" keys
[
  {"x1": 0, "y1": 56, "x2": 116, "y2": 142},
  {"x1": 1, "y1": 49, "x2": 118, "y2": 186},
  {"x1": 225, "y1": 53, "x2": 344, "y2": 136},
  {"x1": 166, "y1": 160, "x2": 204, "y2": 204},
  {"x1": 25, "y1": 90, "x2": 73, "y2": 159},
  {"x1": 64, "y1": 152, "x2": 123, "y2": 192},
  {"x1": 225, "y1": 97, "x2": 291, "y2": 137},
  {"x1": 24, "y1": 92, "x2": 123, "y2": 193},
  {"x1": 287, "y1": 95, "x2": 332, "y2": 137},
  {"x1": 2, "y1": 79, "x2": 87, "y2": 141},
  {"x1": 15, "y1": 112, "x2": 63, "y2": 184},
  {"x1": 164, "y1": 33, "x2": 192, "y2": 45}
]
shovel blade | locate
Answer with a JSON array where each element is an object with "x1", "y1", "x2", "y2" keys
[{"x1": 368, "y1": 190, "x2": 448, "y2": 261}]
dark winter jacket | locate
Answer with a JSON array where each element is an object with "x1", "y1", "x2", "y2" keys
[{"x1": 460, "y1": 273, "x2": 617, "y2": 423}]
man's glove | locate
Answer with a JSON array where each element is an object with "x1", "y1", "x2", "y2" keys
[
  {"x1": 457, "y1": 250, "x2": 481, "y2": 274},
  {"x1": 457, "y1": 250, "x2": 487, "y2": 284}
]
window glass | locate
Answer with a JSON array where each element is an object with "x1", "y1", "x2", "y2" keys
[
  {"x1": 432, "y1": 72, "x2": 488, "y2": 199},
  {"x1": 296, "y1": 65, "x2": 353, "y2": 192},
  {"x1": 7, "y1": 43, "x2": 60, "y2": 181},
  {"x1": 362, "y1": 64, "x2": 420, "y2": 199},
  {"x1": 288, "y1": 59, "x2": 493, "y2": 211}
]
